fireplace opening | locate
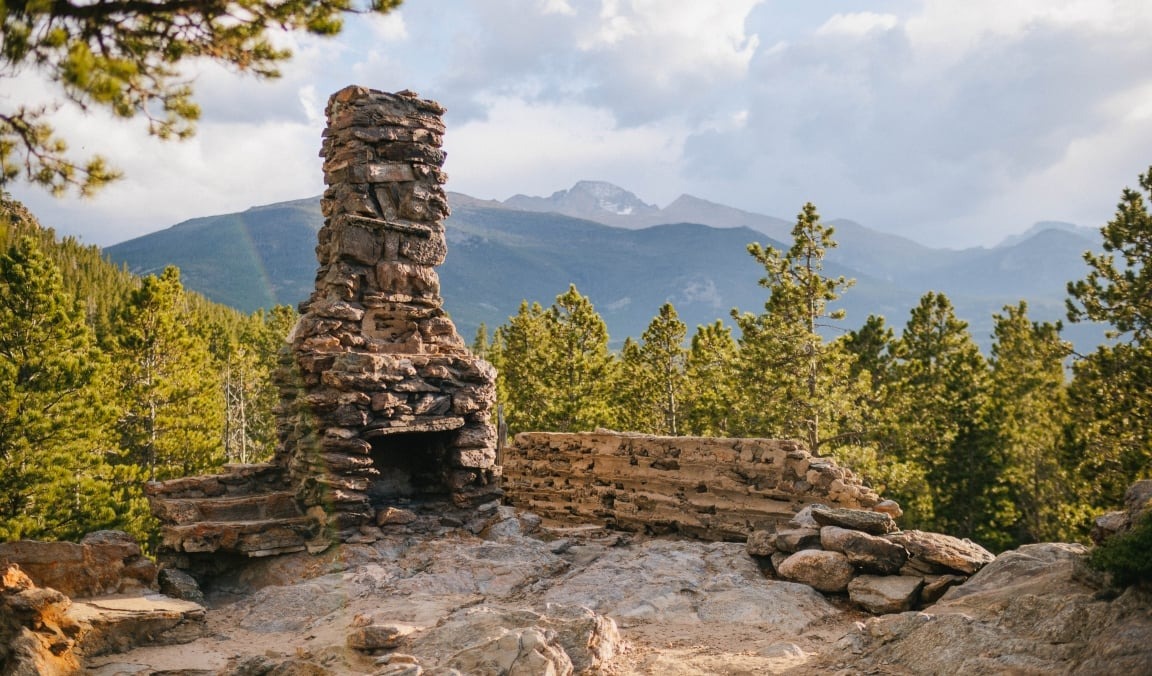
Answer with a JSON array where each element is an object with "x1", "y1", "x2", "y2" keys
[{"x1": 366, "y1": 431, "x2": 453, "y2": 506}]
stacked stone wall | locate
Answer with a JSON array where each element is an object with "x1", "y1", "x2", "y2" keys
[{"x1": 503, "y1": 431, "x2": 881, "y2": 540}]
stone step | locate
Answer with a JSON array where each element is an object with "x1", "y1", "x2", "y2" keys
[
  {"x1": 144, "y1": 463, "x2": 288, "y2": 500},
  {"x1": 151, "y1": 490, "x2": 302, "y2": 525},
  {"x1": 160, "y1": 516, "x2": 323, "y2": 558}
]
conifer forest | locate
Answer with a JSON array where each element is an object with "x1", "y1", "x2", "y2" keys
[{"x1": 2, "y1": 165, "x2": 1152, "y2": 554}]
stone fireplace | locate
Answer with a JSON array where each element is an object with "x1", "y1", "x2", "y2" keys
[{"x1": 273, "y1": 86, "x2": 500, "y2": 536}]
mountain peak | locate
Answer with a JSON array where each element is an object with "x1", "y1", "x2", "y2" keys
[
  {"x1": 505, "y1": 180, "x2": 658, "y2": 220},
  {"x1": 996, "y1": 220, "x2": 1095, "y2": 248}
]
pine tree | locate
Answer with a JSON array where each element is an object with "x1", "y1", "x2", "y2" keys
[
  {"x1": 986, "y1": 302, "x2": 1085, "y2": 546},
  {"x1": 890, "y1": 291, "x2": 991, "y2": 537},
  {"x1": 1066, "y1": 165, "x2": 1152, "y2": 510},
  {"x1": 2, "y1": 0, "x2": 401, "y2": 195},
  {"x1": 618, "y1": 303, "x2": 690, "y2": 435},
  {"x1": 730, "y1": 202, "x2": 862, "y2": 453},
  {"x1": 0, "y1": 237, "x2": 148, "y2": 540},
  {"x1": 682, "y1": 320, "x2": 739, "y2": 437},
  {"x1": 491, "y1": 286, "x2": 619, "y2": 434},
  {"x1": 543, "y1": 285, "x2": 619, "y2": 432},
  {"x1": 492, "y1": 300, "x2": 552, "y2": 433},
  {"x1": 831, "y1": 313, "x2": 925, "y2": 513},
  {"x1": 112, "y1": 266, "x2": 225, "y2": 481}
]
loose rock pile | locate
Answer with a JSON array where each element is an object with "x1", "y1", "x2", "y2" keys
[{"x1": 747, "y1": 504, "x2": 995, "y2": 613}]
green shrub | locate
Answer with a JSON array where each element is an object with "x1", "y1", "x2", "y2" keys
[{"x1": 1089, "y1": 509, "x2": 1152, "y2": 587}]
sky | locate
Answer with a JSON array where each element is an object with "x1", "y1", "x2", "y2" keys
[{"x1": 7, "y1": 0, "x2": 1152, "y2": 248}]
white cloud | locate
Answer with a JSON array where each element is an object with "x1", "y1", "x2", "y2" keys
[
  {"x1": 444, "y1": 96, "x2": 684, "y2": 205},
  {"x1": 8, "y1": 0, "x2": 1152, "y2": 252},
  {"x1": 539, "y1": 0, "x2": 576, "y2": 16},
  {"x1": 816, "y1": 12, "x2": 898, "y2": 38}
]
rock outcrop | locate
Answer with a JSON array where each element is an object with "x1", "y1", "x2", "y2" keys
[
  {"x1": 503, "y1": 431, "x2": 882, "y2": 540},
  {"x1": 1, "y1": 564, "x2": 83, "y2": 676},
  {"x1": 0, "y1": 531, "x2": 157, "y2": 599},
  {"x1": 1, "y1": 533, "x2": 206, "y2": 676},
  {"x1": 826, "y1": 542, "x2": 1152, "y2": 674}
]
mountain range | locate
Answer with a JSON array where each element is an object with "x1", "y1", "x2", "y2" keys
[{"x1": 104, "y1": 180, "x2": 1109, "y2": 352}]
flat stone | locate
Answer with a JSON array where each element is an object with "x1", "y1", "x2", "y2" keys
[
  {"x1": 919, "y1": 574, "x2": 967, "y2": 604},
  {"x1": 811, "y1": 506, "x2": 898, "y2": 535},
  {"x1": 848, "y1": 575, "x2": 924, "y2": 614},
  {"x1": 885, "y1": 530, "x2": 995, "y2": 576}
]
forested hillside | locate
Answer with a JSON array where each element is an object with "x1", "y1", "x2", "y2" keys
[
  {"x1": 4, "y1": 164, "x2": 1152, "y2": 555},
  {"x1": 0, "y1": 195, "x2": 295, "y2": 546}
]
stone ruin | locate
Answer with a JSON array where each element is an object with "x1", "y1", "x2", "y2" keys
[
  {"x1": 144, "y1": 85, "x2": 889, "y2": 571},
  {"x1": 146, "y1": 86, "x2": 499, "y2": 561},
  {"x1": 276, "y1": 86, "x2": 500, "y2": 534}
]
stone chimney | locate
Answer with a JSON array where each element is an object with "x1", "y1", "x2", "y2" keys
[{"x1": 275, "y1": 86, "x2": 500, "y2": 537}]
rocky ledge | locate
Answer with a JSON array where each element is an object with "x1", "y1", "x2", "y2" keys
[{"x1": 37, "y1": 504, "x2": 1151, "y2": 675}]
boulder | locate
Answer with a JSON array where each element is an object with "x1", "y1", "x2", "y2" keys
[
  {"x1": 848, "y1": 575, "x2": 924, "y2": 614},
  {"x1": 820, "y1": 526, "x2": 908, "y2": 574},
  {"x1": 1091, "y1": 480, "x2": 1152, "y2": 544},
  {"x1": 773, "y1": 527, "x2": 822, "y2": 554},
  {"x1": 821, "y1": 539, "x2": 1152, "y2": 675},
  {"x1": 347, "y1": 623, "x2": 413, "y2": 651},
  {"x1": 158, "y1": 568, "x2": 204, "y2": 604},
  {"x1": 811, "y1": 506, "x2": 897, "y2": 535},
  {"x1": 776, "y1": 550, "x2": 856, "y2": 593},
  {"x1": 940, "y1": 542, "x2": 1086, "y2": 602},
  {"x1": 745, "y1": 530, "x2": 776, "y2": 557},
  {"x1": 885, "y1": 530, "x2": 995, "y2": 575}
]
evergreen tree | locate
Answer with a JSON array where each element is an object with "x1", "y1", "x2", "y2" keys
[
  {"x1": 220, "y1": 305, "x2": 296, "y2": 463},
  {"x1": 986, "y1": 302, "x2": 1085, "y2": 546},
  {"x1": 843, "y1": 314, "x2": 895, "y2": 383},
  {"x1": 0, "y1": 237, "x2": 148, "y2": 540},
  {"x1": 831, "y1": 313, "x2": 926, "y2": 514},
  {"x1": 543, "y1": 285, "x2": 619, "y2": 432},
  {"x1": 683, "y1": 320, "x2": 739, "y2": 437},
  {"x1": 492, "y1": 300, "x2": 552, "y2": 433},
  {"x1": 491, "y1": 286, "x2": 618, "y2": 434},
  {"x1": 112, "y1": 266, "x2": 225, "y2": 481},
  {"x1": 618, "y1": 303, "x2": 689, "y2": 435},
  {"x1": 890, "y1": 291, "x2": 991, "y2": 538},
  {"x1": 2, "y1": 0, "x2": 401, "y2": 195},
  {"x1": 1066, "y1": 165, "x2": 1152, "y2": 509},
  {"x1": 730, "y1": 202, "x2": 863, "y2": 453}
]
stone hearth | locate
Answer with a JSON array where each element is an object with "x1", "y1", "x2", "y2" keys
[
  {"x1": 145, "y1": 86, "x2": 499, "y2": 561},
  {"x1": 275, "y1": 86, "x2": 500, "y2": 535}
]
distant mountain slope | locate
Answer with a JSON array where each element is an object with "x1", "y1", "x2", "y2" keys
[
  {"x1": 106, "y1": 197, "x2": 322, "y2": 312},
  {"x1": 103, "y1": 186, "x2": 1109, "y2": 351}
]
